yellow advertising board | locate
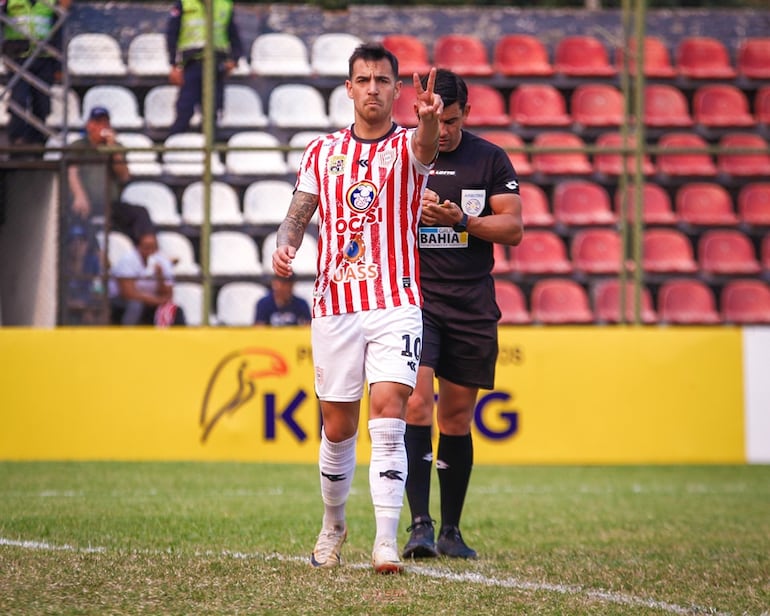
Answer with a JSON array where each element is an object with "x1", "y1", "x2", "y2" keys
[{"x1": 0, "y1": 327, "x2": 745, "y2": 464}]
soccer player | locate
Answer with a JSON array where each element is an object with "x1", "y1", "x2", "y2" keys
[
  {"x1": 271, "y1": 43, "x2": 442, "y2": 573},
  {"x1": 402, "y1": 69, "x2": 524, "y2": 560}
]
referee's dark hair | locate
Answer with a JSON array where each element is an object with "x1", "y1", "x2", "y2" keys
[{"x1": 420, "y1": 68, "x2": 468, "y2": 110}]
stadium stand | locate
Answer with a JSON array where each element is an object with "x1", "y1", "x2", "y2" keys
[
  {"x1": 509, "y1": 230, "x2": 573, "y2": 277},
  {"x1": 381, "y1": 35, "x2": 431, "y2": 76},
  {"x1": 81, "y1": 85, "x2": 144, "y2": 130},
  {"x1": 530, "y1": 278, "x2": 594, "y2": 324},
  {"x1": 698, "y1": 229, "x2": 761, "y2": 277},
  {"x1": 480, "y1": 131, "x2": 533, "y2": 176},
  {"x1": 67, "y1": 32, "x2": 127, "y2": 76},
  {"x1": 737, "y1": 183, "x2": 770, "y2": 228},
  {"x1": 552, "y1": 180, "x2": 617, "y2": 228},
  {"x1": 570, "y1": 228, "x2": 624, "y2": 277},
  {"x1": 121, "y1": 181, "x2": 181, "y2": 227},
  {"x1": 225, "y1": 131, "x2": 288, "y2": 177},
  {"x1": 181, "y1": 181, "x2": 244, "y2": 226},
  {"x1": 614, "y1": 36, "x2": 677, "y2": 78},
  {"x1": 310, "y1": 33, "x2": 363, "y2": 76},
  {"x1": 614, "y1": 182, "x2": 678, "y2": 226},
  {"x1": 642, "y1": 228, "x2": 698, "y2": 275},
  {"x1": 210, "y1": 230, "x2": 263, "y2": 276},
  {"x1": 144, "y1": 85, "x2": 196, "y2": 131},
  {"x1": 216, "y1": 281, "x2": 268, "y2": 326},
  {"x1": 250, "y1": 32, "x2": 312, "y2": 76},
  {"x1": 172, "y1": 282, "x2": 205, "y2": 326},
  {"x1": 593, "y1": 279, "x2": 658, "y2": 324},
  {"x1": 157, "y1": 231, "x2": 201, "y2": 277},
  {"x1": 736, "y1": 37, "x2": 770, "y2": 80},
  {"x1": 328, "y1": 84, "x2": 354, "y2": 128},
  {"x1": 593, "y1": 132, "x2": 655, "y2": 177},
  {"x1": 116, "y1": 132, "x2": 162, "y2": 177},
  {"x1": 433, "y1": 34, "x2": 493, "y2": 76},
  {"x1": 509, "y1": 84, "x2": 571, "y2": 128},
  {"x1": 720, "y1": 279, "x2": 770, "y2": 324},
  {"x1": 518, "y1": 182, "x2": 554, "y2": 228},
  {"x1": 675, "y1": 36, "x2": 736, "y2": 79},
  {"x1": 716, "y1": 133, "x2": 770, "y2": 177},
  {"x1": 127, "y1": 33, "x2": 171, "y2": 77},
  {"x1": 657, "y1": 278, "x2": 721, "y2": 324},
  {"x1": 643, "y1": 84, "x2": 694, "y2": 128},
  {"x1": 162, "y1": 132, "x2": 225, "y2": 176},
  {"x1": 531, "y1": 132, "x2": 593, "y2": 176},
  {"x1": 267, "y1": 83, "x2": 330, "y2": 128},
  {"x1": 242, "y1": 180, "x2": 294, "y2": 226},
  {"x1": 464, "y1": 84, "x2": 510, "y2": 127},
  {"x1": 692, "y1": 84, "x2": 755, "y2": 128},
  {"x1": 675, "y1": 183, "x2": 739, "y2": 228},
  {"x1": 219, "y1": 85, "x2": 269, "y2": 129},
  {"x1": 493, "y1": 279, "x2": 532, "y2": 324},
  {"x1": 493, "y1": 34, "x2": 554, "y2": 77},
  {"x1": 570, "y1": 83, "x2": 624, "y2": 128},
  {"x1": 655, "y1": 132, "x2": 717, "y2": 177},
  {"x1": 553, "y1": 35, "x2": 616, "y2": 77}
]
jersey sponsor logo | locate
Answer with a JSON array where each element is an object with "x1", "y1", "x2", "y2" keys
[
  {"x1": 461, "y1": 189, "x2": 486, "y2": 216},
  {"x1": 346, "y1": 180, "x2": 378, "y2": 213},
  {"x1": 327, "y1": 155, "x2": 345, "y2": 176},
  {"x1": 332, "y1": 260, "x2": 380, "y2": 284},
  {"x1": 418, "y1": 227, "x2": 469, "y2": 248},
  {"x1": 342, "y1": 233, "x2": 366, "y2": 263}
]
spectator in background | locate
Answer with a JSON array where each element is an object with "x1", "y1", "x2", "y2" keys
[
  {"x1": 165, "y1": 0, "x2": 243, "y2": 135},
  {"x1": 1, "y1": 0, "x2": 72, "y2": 152},
  {"x1": 67, "y1": 106, "x2": 154, "y2": 243},
  {"x1": 110, "y1": 231, "x2": 186, "y2": 327},
  {"x1": 255, "y1": 275, "x2": 311, "y2": 326}
]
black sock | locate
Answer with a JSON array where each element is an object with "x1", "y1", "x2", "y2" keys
[
  {"x1": 437, "y1": 432, "x2": 473, "y2": 530},
  {"x1": 404, "y1": 424, "x2": 433, "y2": 522}
]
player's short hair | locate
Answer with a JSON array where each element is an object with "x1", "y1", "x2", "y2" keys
[
  {"x1": 421, "y1": 68, "x2": 468, "y2": 110},
  {"x1": 348, "y1": 42, "x2": 399, "y2": 80}
]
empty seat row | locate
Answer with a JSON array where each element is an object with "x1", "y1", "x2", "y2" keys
[{"x1": 495, "y1": 277, "x2": 770, "y2": 326}]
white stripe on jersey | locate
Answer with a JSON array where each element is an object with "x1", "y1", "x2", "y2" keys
[{"x1": 295, "y1": 125, "x2": 432, "y2": 317}]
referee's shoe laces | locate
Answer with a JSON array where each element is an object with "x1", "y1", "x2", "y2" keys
[{"x1": 402, "y1": 516, "x2": 439, "y2": 559}]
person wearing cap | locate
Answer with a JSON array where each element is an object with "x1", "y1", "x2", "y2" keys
[
  {"x1": 165, "y1": 0, "x2": 244, "y2": 135},
  {"x1": 254, "y1": 275, "x2": 311, "y2": 327},
  {"x1": 67, "y1": 106, "x2": 154, "y2": 243},
  {"x1": 1, "y1": 0, "x2": 72, "y2": 151}
]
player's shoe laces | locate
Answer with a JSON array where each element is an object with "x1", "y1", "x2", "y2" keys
[
  {"x1": 372, "y1": 538, "x2": 404, "y2": 574},
  {"x1": 310, "y1": 524, "x2": 347, "y2": 568},
  {"x1": 437, "y1": 525, "x2": 478, "y2": 559},
  {"x1": 402, "y1": 516, "x2": 439, "y2": 559}
]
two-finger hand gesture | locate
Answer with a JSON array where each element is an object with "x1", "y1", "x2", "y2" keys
[{"x1": 413, "y1": 67, "x2": 443, "y2": 123}]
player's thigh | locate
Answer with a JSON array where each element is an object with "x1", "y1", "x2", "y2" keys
[
  {"x1": 363, "y1": 304, "x2": 422, "y2": 390},
  {"x1": 311, "y1": 313, "x2": 366, "y2": 402}
]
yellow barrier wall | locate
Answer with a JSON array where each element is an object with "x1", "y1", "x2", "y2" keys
[{"x1": 0, "y1": 327, "x2": 745, "y2": 464}]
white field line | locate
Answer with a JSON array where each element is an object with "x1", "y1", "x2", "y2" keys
[{"x1": 1, "y1": 537, "x2": 738, "y2": 616}]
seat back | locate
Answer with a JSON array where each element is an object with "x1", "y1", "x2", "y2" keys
[
  {"x1": 614, "y1": 182, "x2": 676, "y2": 225},
  {"x1": 433, "y1": 34, "x2": 493, "y2": 76},
  {"x1": 676, "y1": 37, "x2": 736, "y2": 78},
  {"x1": 220, "y1": 85, "x2": 268, "y2": 128},
  {"x1": 243, "y1": 180, "x2": 294, "y2": 225},
  {"x1": 675, "y1": 183, "x2": 738, "y2": 227},
  {"x1": 287, "y1": 131, "x2": 326, "y2": 173},
  {"x1": 698, "y1": 229, "x2": 761, "y2": 275},
  {"x1": 157, "y1": 231, "x2": 200, "y2": 276},
  {"x1": 251, "y1": 33, "x2": 311, "y2": 76},
  {"x1": 181, "y1": 181, "x2": 243, "y2": 226},
  {"x1": 509, "y1": 230, "x2": 572, "y2": 275},
  {"x1": 328, "y1": 84, "x2": 354, "y2": 128},
  {"x1": 121, "y1": 181, "x2": 180, "y2": 226},
  {"x1": 738, "y1": 37, "x2": 770, "y2": 79},
  {"x1": 127, "y1": 33, "x2": 171, "y2": 76},
  {"x1": 571, "y1": 84, "x2": 624, "y2": 127},
  {"x1": 593, "y1": 280, "x2": 657, "y2": 324},
  {"x1": 81, "y1": 85, "x2": 143, "y2": 129},
  {"x1": 382, "y1": 35, "x2": 431, "y2": 76},
  {"x1": 481, "y1": 131, "x2": 532, "y2": 176},
  {"x1": 210, "y1": 231, "x2": 262, "y2": 276},
  {"x1": 737, "y1": 183, "x2": 770, "y2": 226},
  {"x1": 756, "y1": 87, "x2": 770, "y2": 124},
  {"x1": 310, "y1": 33, "x2": 363, "y2": 76},
  {"x1": 261, "y1": 231, "x2": 317, "y2": 276},
  {"x1": 68, "y1": 33, "x2": 127, "y2": 76},
  {"x1": 658, "y1": 278, "x2": 720, "y2": 324},
  {"x1": 268, "y1": 84, "x2": 330, "y2": 128},
  {"x1": 554, "y1": 36, "x2": 616, "y2": 76},
  {"x1": 518, "y1": 182, "x2": 553, "y2": 227},
  {"x1": 225, "y1": 131, "x2": 288, "y2": 176},
  {"x1": 494, "y1": 34, "x2": 553, "y2": 76},
  {"x1": 494, "y1": 280, "x2": 531, "y2": 324},
  {"x1": 571, "y1": 228, "x2": 623, "y2": 275},
  {"x1": 510, "y1": 84, "x2": 571, "y2": 126},
  {"x1": 216, "y1": 282, "x2": 269, "y2": 326},
  {"x1": 162, "y1": 132, "x2": 224, "y2": 176},
  {"x1": 594, "y1": 132, "x2": 654, "y2": 177},
  {"x1": 642, "y1": 228, "x2": 698, "y2": 273},
  {"x1": 693, "y1": 85, "x2": 754, "y2": 127},
  {"x1": 531, "y1": 278, "x2": 594, "y2": 324},
  {"x1": 532, "y1": 132, "x2": 592, "y2": 175},
  {"x1": 643, "y1": 84, "x2": 693, "y2": 127},
  {"x1": 145, "y1": 85, "x2": 200, "y2": 130},
  {"x1": 615, "y1": 36, "x2": 676, "y2": 77},
  {"x1": 655, "y1": 132, "x2": 716, "y2": 177},
  {"x1": 552, "y1": 180, "x2": 616, "y2": 226},
  {"x1": 464, "y1": 84, "x2": 510, "y2": 127},
  {"x1": 172, "y1": 282, "x2": 204, "y2": 326},
  {"x1": 392, "y1": 85, "x2": 418, "y2": 128},
  {"x1": 721, "y1": 279, "x2": 770, "y2": 324},
  {"x1": 46, "y1": 86, "x2": 82, "y2": 129},
  {"x1": 717, "y1": 133, "x2": 770, "y2": 177},
  {"x1": 116, "y1": 132, "x2": 162, "y2": 177}
]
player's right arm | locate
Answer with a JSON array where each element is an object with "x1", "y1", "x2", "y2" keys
[{"x1": 272, "y1": 190, "x2": 318, "y2": 277}]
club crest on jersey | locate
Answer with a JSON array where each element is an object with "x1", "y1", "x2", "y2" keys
[
  {"x1": 346, "y1": 180, "x2": 378, "y2": 213},
  {"x1": 461, "y1": 189, "x2": 486, "y2": 216},
  {"x1": 327, "y1": 155, "x2": 345, "y2": 176}
]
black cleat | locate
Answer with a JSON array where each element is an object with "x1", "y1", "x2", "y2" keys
[
  {"x1": 402, "y1": 516, "x2": 439, "y2": 559},
  {"x1": 437, "y1": 526, "x2": 477, "y2": 559}
]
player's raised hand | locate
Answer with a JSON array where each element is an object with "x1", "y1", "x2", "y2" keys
[{"x1": 413, "y1": 67, "x2": 443, "y2": 122}]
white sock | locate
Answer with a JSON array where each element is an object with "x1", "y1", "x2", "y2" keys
[
  {"x1": 319, "y1": 428, "x2": 357, "y2": 529},
  {"x1": 368, "y1": 418, "x2": 407, "y2": 544}
]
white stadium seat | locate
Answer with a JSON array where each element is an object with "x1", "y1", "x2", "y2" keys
[
  {"x1": 162, "y1": 132, "x2": 225, "y2": 176},
  {"x1": 310, "y1": 33, "x2": 363, "y2": 76},
  {"x1": 116, "y1": 132, "x2": 162, "y2": 177},
  {"x1": 181, "y1": 181, "x2": 244, "y2": 225},
  {"x1": 210, "y1": 230, "x2": 263, "y2": 276},
  {"x1": 127, "y1": 33, "x2": 171, "y2": 76},
  {"x1": 219, "y1": 84, "x2": 268, "y2": 128},
  {"x1": 121, "y1": 181, "x2": 181, "y2": 226},
  {"x1": 68, "y1": 33, "x2": 127, "y2": 76},
  {"x1": 225, "y1": 131, "x2": 288, "y2": 176},
  {"x1": 268, "y1": 84, "x2": 330, "y2": 128},
  {"x1": 251, "y1": 33, "x2": 312, "y2": 76},
  {"x1": 216, "y1": 281, "x2": 268, "y2": 326},
  {"x1": 81, "y1": 85, "x2": 144, "y2": 129},
  {"x1": 157, "y1": 231, "x2": 201, "y2": 276},
  {"x1": 242, "y1": 180, "x2": 294, "y2": 225}
]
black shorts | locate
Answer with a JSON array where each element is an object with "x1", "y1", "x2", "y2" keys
[{"x1": 420, "y1": 277, "x2": 500, "y2": 390}]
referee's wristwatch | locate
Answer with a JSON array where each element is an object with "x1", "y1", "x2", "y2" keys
[{"x1": 453, "y1": 212, "x2": 469, "y2": 232}]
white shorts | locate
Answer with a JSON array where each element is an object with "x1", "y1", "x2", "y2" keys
[{"x1": 311, "y1": 304, "x2": 423, "y2": 402}]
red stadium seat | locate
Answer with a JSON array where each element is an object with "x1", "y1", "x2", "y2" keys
[
  {"x1": 481, "y1": 131, "x2": 532, "y2": 176},
  {"x1": 519, "y1": 182, "x2": 554, "y2": 228},
  {"x1": 493, "y1": 34, "x2": 554, "y2": 77},
  {"x1": 465, "y1": 84, "x2": 510, "y2": 127},
  {"x1": 594, "y1": 132, "x2": 655, "y2": 177},
  {"x1": 644, "y1": 84, "x2": 693, "y2": 128},
  {"x1": 494, "y1": 279, "x2": 532, "y2": 324},
  {"x1": 658, "y1": 278, "x2": 721, "y2": 324},
  {"x1": 614, "y1": 182, "x2": 677, "y2": 226},
  {"x1": 532, "y1": 132, "x2": 593, "y2": 175},
  {"x1": 737, "y1": 37, "x2": 770, "y2": 80},
  {"x1": 698, "y1": 229, "x2": 761, "y2": 276},
  {"x1": 737, "y1": 183, "x2": 770, "y2": 227},
  {"x1": 433, "y1": 34, "x2": 493, "y2": 76},
  {"x1": 554, "y1": 36, "x2": 617, "y2": 77},
  {"x1": 509, "y1": 84, "x2": 571, "y2": 127},
  {"x1": 571, "y1": 84, "x2": 625, "y2": 128},
  {"x1": 692, "y1": 84, "x2": 755, "y2": 127},
  {"x1": 493, "y1": 243, "x2": 512, "y2": 274},
  {"x1": 762, "y1": 235, "x2": 770, "y2": 272},
  {"x1": 675, "y1": 182, "x2": 739, "y2": 227},
  {"x1": 756, "y1": 87, "x2": 770, "y2": 125},
  {"x1": 643, "y1": 228, "x2": 698, "y2": 274},
  {"x1": 593, "y1": 279, "x2": 657, "y2": 324},
  {"x1": 615, "y1": 36, "x2": 676, "y2": 78},
  {"x1": 392, "y1": 84, "x2": 417, "y2": 127},
  {"x1": 552, "y1": 180, "x2": 617, "y2": 227},
  {"x1": 720, "y1": 279, "x2": 770, "y2": 324},
  {"x1": 655, "y1": 132, "x2": 717, "y2": 177},
  {"x1": 382, "y1": 35, "x2": 431, "y2": 76},
  {"x1": 509, "y1": 230, "x2": 572, "y2": 276},
  {"x1": 570, "y1": 228, "x2": 625, "y2": 275},
  {"x1": 717, "y1": 133, "x2": 770, "y2": 177},
  {"x1": 676, "y1": 37, "x2": 736, "y2": 79},
  {"x1": 531, "y1": 278, "x2": 594, "y2": 324}
]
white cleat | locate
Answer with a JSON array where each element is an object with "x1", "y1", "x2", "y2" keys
[
  {"x1": 310, "y1": 524, "x2": 347, "y2": 568},
  {"x1": 372, "y1": 538, "x2": 404, "y2": 574}
]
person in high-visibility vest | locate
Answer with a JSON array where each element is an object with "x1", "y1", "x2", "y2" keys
[
  {"x1": 165, "y1": 0, "x2": 243, "y2": 136},
  {"x1": 1, "y1": 0, "x2": 71, "y2": 151}
]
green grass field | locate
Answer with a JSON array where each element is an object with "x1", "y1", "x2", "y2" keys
[{"x1": 1, "y1": 462, "x2": 768, "y2": 615}]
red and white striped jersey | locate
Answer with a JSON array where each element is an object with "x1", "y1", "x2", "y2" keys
[{"x1": 295, "y1": 123, "x2": 433, "y2": 317}]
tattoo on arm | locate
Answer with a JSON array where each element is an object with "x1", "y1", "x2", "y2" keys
[{"x1": 277, "y1": 191, "x2": 318, "y2": 248}]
